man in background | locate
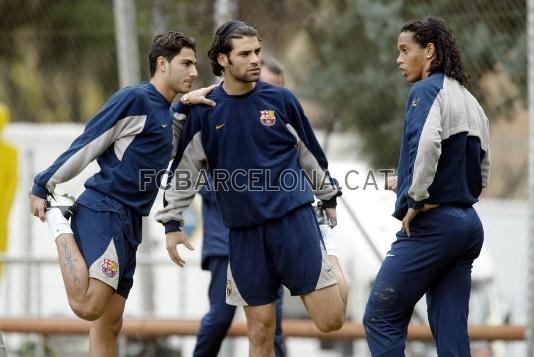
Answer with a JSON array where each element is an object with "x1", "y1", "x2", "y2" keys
[{"x1": 260, "y1": 57, "x2": 285, "y2": 86}]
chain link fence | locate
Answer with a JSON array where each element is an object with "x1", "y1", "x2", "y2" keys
[{"x1": 0, "y1": 0, "x2": 527, "y2": 198}]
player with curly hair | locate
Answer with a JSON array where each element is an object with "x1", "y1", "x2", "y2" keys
[{"x1": 363, "y1": 17, "x2": 490, "y2": 356}]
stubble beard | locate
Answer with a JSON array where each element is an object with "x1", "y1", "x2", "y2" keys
[{"x1": 228, "y1": 64, "x2": 260, "y2": 83}]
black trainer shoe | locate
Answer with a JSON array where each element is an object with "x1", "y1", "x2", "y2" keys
[{"x1": 45, "y1": 193, "x2": 77, "y2": 220}]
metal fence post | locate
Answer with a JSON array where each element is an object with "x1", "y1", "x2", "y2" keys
[{"x1": 527, "y1": 0, "x2": 534, "y2": 355}]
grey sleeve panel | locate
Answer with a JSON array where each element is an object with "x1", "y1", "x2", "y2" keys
[
  {"x1": 286, "y1": 124, "x2": 339, "y2": 201},
  {"x1": 440, "y1": 80, "x2": 490, "y2": 150},
  {"x1": 441, "y1": 78, "x2": 490, "y2": 188},
  {"x1": 171, "y1": 112, "x2": 187, "y2": 159},
  {"x1": 409, "y1": 77, "x2": 491, "y2": 199},
  {"x1": 46, "y1": 115, "x2": 147, "y2": 193},
  {"x1": 113, "y1": 115, "x2": 147, "y2": 160},
  {"x1": 408, "y1": 96, "x2": 443, "y2": 202},
  {"x1": 155, "y1": 131, "x2": 206, "y2": 225}
]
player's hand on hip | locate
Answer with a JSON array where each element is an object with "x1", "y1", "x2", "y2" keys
[
  {"x1": 29, "y1": 194, "x2": 46, "y2": 222},
  {"x1": 165, "y1": 231, "x2": 194, "y2": 268},
  {"x1": 401, "y1": 203, "x2": 440, "y2": 237},
  {"x1": 386, "y1": 176, "x2": 398, "y2": 192},
  {"x1": 184, "y1": 84, "x2": 218, "y2": 107},
  {"x1": 325, "y1": 207, "x2": 338, "y2": 228}
]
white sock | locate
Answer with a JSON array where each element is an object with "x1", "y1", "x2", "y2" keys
[
  {"x1": 320, "y1": 225, "x2": 337, "y2": 256},
  {"x1": 46, "y1": 208, "x2": 73, "y2": 240}
]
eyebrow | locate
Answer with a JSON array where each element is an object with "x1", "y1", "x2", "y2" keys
[{"x1": 237, "y1": 46, "x2": 262, "y2": 55}]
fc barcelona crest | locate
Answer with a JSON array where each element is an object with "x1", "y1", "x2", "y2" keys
[
  {"x1": 102, "y1": 258, "x2": 118, "y2": 278},
  {"x1": 260, "y1": 110, "x2": 276, "y2": 126}
]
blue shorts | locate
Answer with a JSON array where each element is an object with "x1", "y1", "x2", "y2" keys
[
  {"x1": 71, "y1": 203, "x2": 140, "y2": 299},
  {"x1": 226, "y1": 205, "x2": 337, "y2": 306}
]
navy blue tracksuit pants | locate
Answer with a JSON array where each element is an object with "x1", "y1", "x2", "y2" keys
[
  {"x1": 194, "y1": 256, "x2": 285, "y2": 357},
  {"x1": 363, "y1": 206, "x2": 484, "y2": 357}
]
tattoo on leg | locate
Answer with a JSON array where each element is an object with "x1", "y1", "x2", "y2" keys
[{"x1": 60, "y1": 237, "x2": 81, "y2": 287}]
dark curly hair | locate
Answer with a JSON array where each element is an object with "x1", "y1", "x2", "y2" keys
[
  {"x1": 400, "y1": 17, "x2": 469, "y2": 86},
  {"x1": 208, "y1": 20, "x2": 260, "y2": 77},
  {"x1": 148, "y1": 31, "x2": 196, "y2": 77}
]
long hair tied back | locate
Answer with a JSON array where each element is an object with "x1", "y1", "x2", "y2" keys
[{"x1": 401, "y1": 17, "x2": 469, "y2": 86}]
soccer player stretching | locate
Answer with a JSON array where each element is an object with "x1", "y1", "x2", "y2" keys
[
  {"x1": 30, "y1": 32, "x2": 213, "y2": 356},
  {"x1": 157, "y1": 21, "x2": 348, "y2": 357}
]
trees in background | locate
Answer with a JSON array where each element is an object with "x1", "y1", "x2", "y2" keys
[
  {"x1": 0, "y1": 0, "x2": 117, "y2": 123},
  {"x1": 0, "y1": 0, "x2": 526, "y2": 179},
  {"x1": 293, "y1": 0, "x2": 525, "y2": 167}
]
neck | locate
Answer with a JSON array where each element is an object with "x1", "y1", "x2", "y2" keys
[
  {"x1": 222, "y1": 75, "x2": 256, "y2": 95},
  {"x1": 421, "y1": 59, "x2": 433, "y2": 80},
  {"x1": 150, "y1": 77, "x2": 177, "y2": 103}
]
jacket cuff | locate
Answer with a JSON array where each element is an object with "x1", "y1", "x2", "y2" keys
[
  {"x1": 164, "y1": 220, "x2": 182, "y2": 234},
  {"x1": 171, "y1": 101, "x2": 191, "y2": 117},
  {"x1": 407, "y1": 197, "x2": 426, "y2": 209},
  {"x1": 31, "y1": 184, "x2": 49, "y2": 199}
]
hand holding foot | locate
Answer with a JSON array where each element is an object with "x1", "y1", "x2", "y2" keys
[{"x1": 30, "y1": 194, "x2": 46, "y2": 222}]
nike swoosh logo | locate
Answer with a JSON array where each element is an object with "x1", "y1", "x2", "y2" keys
[{"x1": 216, "y1": 123, "x2": 225, "y2": 129}]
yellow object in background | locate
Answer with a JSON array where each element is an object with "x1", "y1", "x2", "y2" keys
[{"x1": 0, "y1": 103, "x2": 18, "y2": 277}]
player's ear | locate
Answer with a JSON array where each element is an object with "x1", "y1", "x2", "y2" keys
[
  {"x1": 426, "y1": 43, "x2": 436, "y2": 60},
  {"x1": 217, "y1": 53, "x2": 228, "y2": 69},
  {"x1": 157, "y1": 56, "x2": 168, "y2": 73}
]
